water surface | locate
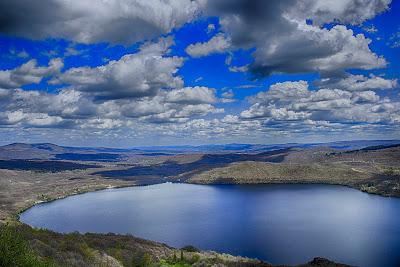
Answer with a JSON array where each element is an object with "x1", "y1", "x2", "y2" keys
[{"x1": 20, "y1": 183, "x2": 400, "y2": 267}]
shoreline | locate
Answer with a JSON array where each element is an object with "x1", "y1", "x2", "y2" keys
[
  {"x1": 11, "y1": 182, "x2": 137, "y2": 224},
  {"x1": 191, "y1": 180, "x2": 400, "y2": 198},
  {"x1": 3, "y1": 178, "x2": 390, "y2": 266},
  {"x1": 15, "y1": 179, "x2": 399, "y2": 223},
  {"x1": 14, "y1": 180, "x2": 396, "y2": 267}
]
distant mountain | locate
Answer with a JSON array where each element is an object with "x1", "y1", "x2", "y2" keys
[
  {"x1": 0, "y1": 143, "x2": 124, "y2": 161},
  {"x1": 0, "y1": 139, "x2": 399, "y2": 161},
  {"x1": 0, "y1": 143, "x2": 63, "y2": 160},
  {"x1": 315, "y1": 140, "x2": 400, "y2": 150},
  {"x1": 133, "y1": 140, "x2": 400, "y2": 152}
]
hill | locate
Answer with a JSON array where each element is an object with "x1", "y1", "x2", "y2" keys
[
  {"x1": 1, "y1": 139, "x2": 399, "y2": 161},
  {"x1": 0, "y1": 141, "x2": 395, "y2": 267},
  {"x1": 187, "y1": 145, "x2": 400, "y2": 197}
]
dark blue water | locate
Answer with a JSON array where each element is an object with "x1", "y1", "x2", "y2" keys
[{"x1": 20, "y1": 183, "x2": 400, "y2": 267}]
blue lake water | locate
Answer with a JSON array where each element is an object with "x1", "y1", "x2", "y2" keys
[{"x1": 20, "y1": 183, "x2": 400, "y2": 267}]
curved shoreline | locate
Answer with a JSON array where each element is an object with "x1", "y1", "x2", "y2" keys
[
  {"x1": 16, "y1": 182, "x2": 359, "y2": 267},
  {"x1": 16, "y1": 179, "x2": 399, "y2": 223},
  {"x1": 15, "y1": 179, "x2": 397, "y2": 223},
  {"x1": 19, "y1": 182, "x2": 398, "y2": 249},
  {"x1": 7, "y1": 180, "x2": 394, "y2": 267},
  {"x1": 16, "y1": 181, "x2": 400, "y2": 267},
  {"x1": 11, "y1": 183, "x2": 136, "y2": 224}
]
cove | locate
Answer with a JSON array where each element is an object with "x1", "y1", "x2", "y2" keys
[{"x1": 20, "y1": 183, "x2": 400, "y2": 267}]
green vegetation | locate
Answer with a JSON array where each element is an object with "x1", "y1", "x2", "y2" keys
[
  {"x1": 180, "y1": 245, "x2": 199, "y2": 253},
  {"x1": 0, "y1": 224, "x2": 56, "y2": 267},
  {"x1": 383, "y1": 167, "x2": 400, "y2": 176},
  {"x1": 158, "y1": 250, "x2": 217, "y2": 267},
  {"x1": 159, "y1": 259, "x2": 191, "y2": 267},
  {"x1": 360, "y1": 184, "x2": 378, "y2": 194},
  {"x1": 188, "y1": 160, "x2": 400, "y2": 197},
  {"x1": 0, "y1": 223, "x2": 279, "y2": 267}
]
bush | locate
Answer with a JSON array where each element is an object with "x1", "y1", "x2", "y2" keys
[
  {"x1": 180, "y1": 245, "x2": 199, "y2": 253},
  {"x1": 0, "y1": 224, "x2": 56, "y2": 267},
  {"x1": 138, "y1": 252, "x2": 152, "y2": 267}
]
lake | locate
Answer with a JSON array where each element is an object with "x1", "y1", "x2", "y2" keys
[{"x1": 20, "y1": 183, "x2": 400, "y2": 267}]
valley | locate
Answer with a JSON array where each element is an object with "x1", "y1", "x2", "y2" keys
[{"x1": 1, "y1": 140, "x2": 399, "y2": 267}]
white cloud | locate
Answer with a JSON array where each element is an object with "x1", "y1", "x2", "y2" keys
[
  {"x1": 318, "y1": 74, "x2": 397, "y2": 91},
  {"x1": 388, "y1": 29, "x2": 400, "y2": 48},
  {"x1": 363, "y1": 25, "x2": 378, "y2": 34},
  {"x1": 53, "y1": 38, "x2": 184, "y2": 100},
  {"x1": 186, "y1": 33, "x2": 231, "y2": 57},
  {"x1": 241, "y1": 80, "x2": 400, "y2": 127},
  {"x1": 207, "y1": 23, "x2": 216, "y2": 34},
  {"x1": 221, "y1": 89, "x2": 234, "y2": 98},
  {"x1": 207, "y1": 0, "x2": 390, "y2": 77},
  {"x1": 228, "y1": 65, "x2": 248, "y2": 73},
  {"x1": 0, "y1": 110, "x2": 65, "y2": 127},
  {"x1": 0, "y1": 86, "x2": 222, "y2": 128},
  {"x1": 293, "y1": 0, "x2": 391, "y2": 25},
  {"x1": 0, "y1": 0, "x2": 397, "y2": 144},
  {"x1": 0, "y1": 58, "x2": 63, "y2": 88},
  {"x1": 0, "y1": 0, "x2": 205, "y2": 45},
  {"x1": 220, "y1": 89, "x2": 235, "y2": 103},
  {"x1": 166, "y1": 86, "x2": 217, "y2": 104},
  {"x1": 0, "y1": 39, "x2": 222, "y2": 130},
  {"x1": 250, "y1": 24, "x2": 386, "y2": 76}
]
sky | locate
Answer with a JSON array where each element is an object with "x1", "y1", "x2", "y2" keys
[{"x1": 0, "y1": 0, "x2": 399, "y2": 147}]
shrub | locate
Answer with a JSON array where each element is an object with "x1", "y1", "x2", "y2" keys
[
  {"x1": 180, "y1": 245, "x2": 199, "y2": 253},
  {"x1": 0, "y1": 224, "x2": 56, "y2": 267},
  {"x1": 138, "y1": 252, "x2": 152, "y2": 267}
]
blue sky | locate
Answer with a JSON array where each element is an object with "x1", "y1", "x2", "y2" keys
[{"x1": 0, "y1": 0, "x2": 399, "y2": 147}]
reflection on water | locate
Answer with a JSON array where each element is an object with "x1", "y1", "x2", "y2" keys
[{"x1": 20, "y1": 183, "x2": 400, "y2": 267}]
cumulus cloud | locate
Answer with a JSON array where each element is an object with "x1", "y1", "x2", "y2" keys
[
  {"x1": 0, "y1": 86, "x2": 221, "y2": 128},
  {"x1": 186, "y1": 33, "x2": 231, "y2": 57},
  {"x1": 0, "y1": 39, "x2": 221, "y2": 129},
  {"x1": 241, "y1": 80, "x2": 400, "y2": 127},
  {"x1": 0, "y1": 0, "x2": 397, "y2": 144},
  {"x1": 0, "y1": 0, "x2": 205, "y2": 45},
  {"x1": 221, "y1": 89, "x2": 234, "y2": 98},
  {"x1": 293, "y1": 0, "x2": 391, "y2": 25},
  {"x1": 0, "y1": 58, "x2": 63, "y2": 88},
  {"x1": 166, "y1": 86, "x2": 216, "y2": 104},
  {"x1": 138, "y1": 103, "x2": 223, "y2": 124},
  {"x1": 220, "y1": 89, "x2": 235, "y2": 103},
  {"x1": 317, "y1": 74, "x2": 398, "y2": 91},
  {"x1": 205, "y1": 0, "x2": 390, "y2": 77},
  {"x1": 1, "y1": 0, "x2": 391, "y2": 78},
  {"x1": 249, "y1": 24, "x2": 386, "y2": 77},
  {"x1": 53, "y1": 38, "x2": 184, "y2": 100}
]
